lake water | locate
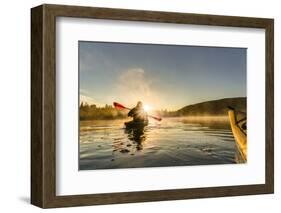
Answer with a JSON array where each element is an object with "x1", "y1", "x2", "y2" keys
[{"x1": 79, "y1": 117, "x2": 241, "y2": 170}]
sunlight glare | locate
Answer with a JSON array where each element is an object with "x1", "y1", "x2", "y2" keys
[{"x1": 143, "y1": 104, "x2": 151, "y2": 112}]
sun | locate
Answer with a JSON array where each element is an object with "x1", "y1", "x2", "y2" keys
[{"x1": 143, "y1": 104, "x2": 151, "y2": 112}]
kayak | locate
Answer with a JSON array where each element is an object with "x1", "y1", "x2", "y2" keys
[
  {"x1": 228, "y1": 108, "x2": 247, "y2": 162},
  {"x1": 124, "y1": 120, "x2": 148, "y2": 129}
]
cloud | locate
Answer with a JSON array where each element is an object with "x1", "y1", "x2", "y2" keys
[
  {"x1": 79, "y1": 89, "x2": 97, "y2": 105},
  {"x1": 115, "y1": 68, "x2": 161, "y2": 108},
  {"x1": 80, "y1": 89, "x2": 89, "y2": 95},
  {"x1": 80, "y1": 94, "x2": 103, "y2": 107},
  {"x1": 79, "y1": 68, "x2": 166, "y2": 109}
]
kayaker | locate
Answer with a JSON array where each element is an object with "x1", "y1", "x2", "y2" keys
[{"x1": 128, "y1": 101, "x2": 148, "y2": 123}]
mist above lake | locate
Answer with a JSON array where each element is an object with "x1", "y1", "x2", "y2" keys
[{"x1": 79, "y1": 116, "x2": 242, "y2": 170}]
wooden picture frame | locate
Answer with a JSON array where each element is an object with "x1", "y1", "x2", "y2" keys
[{"x1": 31, "y1": 4, "x2": 274, "y2": 208}]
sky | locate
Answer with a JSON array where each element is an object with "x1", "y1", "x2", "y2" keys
[{"x1": 79, "y1": 41, "x2": 246, "y2": 111}]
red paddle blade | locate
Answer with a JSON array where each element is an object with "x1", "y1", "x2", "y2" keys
[{"x1": 113, "y1": 102, "x2": 129, "y2": 110}]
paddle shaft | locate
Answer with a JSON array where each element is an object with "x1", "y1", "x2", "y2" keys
[{"x1": 113, "y1": 102, "x2": 162, "y2": 121}]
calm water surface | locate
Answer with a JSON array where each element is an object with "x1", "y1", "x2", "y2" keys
[{"x1": 79, "y1": 117, "x2": 240, "y2": 170}]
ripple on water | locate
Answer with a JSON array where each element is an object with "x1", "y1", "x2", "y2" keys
[{"x1": 79, "y1": 118, "x2": 239, "y2": 170}]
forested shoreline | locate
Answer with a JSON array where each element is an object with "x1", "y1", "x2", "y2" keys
[{"x1": 80, "y1": 97, "x2": 246, "y2": 120}]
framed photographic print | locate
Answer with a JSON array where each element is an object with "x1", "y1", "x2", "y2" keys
[{"x1": 31, "y1": 4, "x2": 274, "y2": 208}]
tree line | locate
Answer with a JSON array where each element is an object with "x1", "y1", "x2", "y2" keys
[
  {"x1": 79, "y1": 102, "x2": 175, "y2": 120},
  {"x1": 80, "y1": 102, "x2": 127, "y2": 120}
]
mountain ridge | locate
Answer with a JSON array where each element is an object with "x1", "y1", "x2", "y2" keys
[{"x1": 176, "y1": 97, "x2": 246, "y2": 116}]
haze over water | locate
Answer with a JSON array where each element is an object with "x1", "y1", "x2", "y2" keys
[{"x1": 79, "y1": 117, "x2": 240, "y2": 170}]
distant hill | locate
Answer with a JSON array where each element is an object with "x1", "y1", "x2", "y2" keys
[{"x1": 177, "y1": 97, "x2": 246, "y2": 116}]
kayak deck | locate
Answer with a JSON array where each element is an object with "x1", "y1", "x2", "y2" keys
[
  {"x1": 228, "y1": 109, "x2": 247, "y2": 162},
  {"x1": 125, "y1": 120, "x2": 148, "y2": 129}
]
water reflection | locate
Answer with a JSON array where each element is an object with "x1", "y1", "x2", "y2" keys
[
  {"x1": 79, "y1": 117, "x2": 242, "y2": 170},
  {"x1": 125, "y1": 126, "x2": 147, "y2": 151}
]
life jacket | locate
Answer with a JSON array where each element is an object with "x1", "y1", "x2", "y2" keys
[{"x1": 128, "y1": 107, "x2": 148, "y2": 122}]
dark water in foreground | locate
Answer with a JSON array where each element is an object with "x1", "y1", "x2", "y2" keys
[{"x1": 79, "y1": 117, "x2": 240, "y2": 170}]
